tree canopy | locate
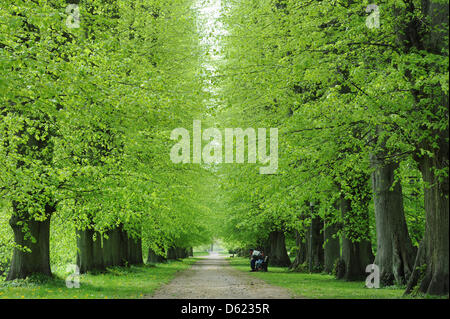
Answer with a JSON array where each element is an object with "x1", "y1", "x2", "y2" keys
[{"x1": 0, "y1": 0, "x2": 448, "y2": 296}]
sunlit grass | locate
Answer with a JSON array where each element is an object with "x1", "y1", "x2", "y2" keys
[
  {"x1": 0, "y1": 258, "x2": 197, "y2": 299},
  {"x1": 228, "y1": 257, "x2": 428, "y2": 299}
]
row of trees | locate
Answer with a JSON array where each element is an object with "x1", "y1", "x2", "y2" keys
[
  {"x1": 0, "y1": 0, "x2": 215, "y2": 279},
  {"x1": 0, "y1": 0, "x2": 447, "y2": 298},
  {"x1": 215, "y1": 0, "x2": 448, "y2": 295}
]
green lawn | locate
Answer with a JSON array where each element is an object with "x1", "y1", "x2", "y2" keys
[
  {"x1": 228, "y1": 257, "x2": 419, "y2": 299},
  {"x1": 0, "y1": 258, "x2": 197, "y2": 299}
]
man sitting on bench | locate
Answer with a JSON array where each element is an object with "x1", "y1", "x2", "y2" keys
[
  {"x1": 249, "y1": 249, "x2": 262, "y2": 271},
  {"x1": 255, "y1": 252, "x2": 269, "y2": 272}
]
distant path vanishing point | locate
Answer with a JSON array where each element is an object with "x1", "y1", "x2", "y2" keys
[{"x1": 146, "y1": 253, "x2": 294, "y2": 299}]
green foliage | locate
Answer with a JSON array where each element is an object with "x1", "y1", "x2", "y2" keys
[
  {"x1": 213, "y1": 0, "x2": 447, "y2": 253},
  {"x1": 0, "y1": 0, "x2": 217, "y2": 278},
  {"x1": 0, "y1": 0, "x2": 447, "y2": 298},
  {"x1": 0, "y1": 201, "x2": 12, "y2": 279}
]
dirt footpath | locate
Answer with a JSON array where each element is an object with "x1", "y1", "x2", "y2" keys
[{"x1": 146, "y1": 253, "x2": 294, "y2": 299}]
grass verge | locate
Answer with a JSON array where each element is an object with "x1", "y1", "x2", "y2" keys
[
  {"x1": 0, "y1": 258, "x2": 197, "y2": 299},
  {"x1": 228, "y1": 257, "x2": 421, "y2": 299}
]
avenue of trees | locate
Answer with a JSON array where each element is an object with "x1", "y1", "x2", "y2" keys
[
  {"x1": 0, "y1": 0, "x2": 215, "y2": 279},
  {"x1": 215, "y1": 0, "x2": 448, "y2": 296},
  {"x1": 0, "y1": 0, "x2": 448, "y2": 298}
]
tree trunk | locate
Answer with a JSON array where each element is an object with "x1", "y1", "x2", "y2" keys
[
  {"x1": 340, "y1": 237, "x2": 374, "y2": 281},
  {"x1": 127, "y1": 236, "x2": 143, "y2": 265},
  {"x1": 167, "y1": 247, "x2": 178, "y2": 260},
  {"x1": 339, "y1": 197, "x2": 374, "y2": 281},
  {"x1": 307, "y1": 216, "x2": 324, "y2": 272},
  {"x1": 7, "y1": 204, "x2": 53, "y2": 280},
  {"x1": 324, "y1": 220, "x2": 340, "y2": 274},
  {"x1": 403, "y1": 1, "x2": 449, "y2": 296},
  {"x1": 406, "y1": 149, "x2": 449, "y2": 295},
  {"x1": 76, "y1": 229, "x2": 93, "y2": 273},
  {"x1": 181, "y1": 247, "x2": 187, "y2": 258},
  {"x1": 92, "y1": 232, "x2": 104, "y2": 270},
  {"x1": 119, "y1": 228, "x2": 129, "y2": 265},
  {"x1": 175, "y1": 247, "x2": 184, "y2": 259},
  {"x1": 102, "y1": 229, "x2": 114, "y2": 268},
  {"x1": 136, "y1": 237, "x2": 143, "y2": 264},
  {"x1": 371, "y1": 154, "x2": 416, "y2": 286},
  {"x1": 289, "y1": 229, "x2": 307, "y2": 271},
  {"x1": 105, "y1": 227, "x2": 124, "y2": 266},
  {"x1": 76, "y1": 229, "x2": 105, "y2": 273},
  {"x1": 147, "y1": 248, "x2": 167, "y2": 263},
  {"x1": 5, "y1": 109, "x2": 55, "y2": 281},
  {"x1": 267, "y1": 231, "x2": 291, "y2": 267},
  {"x1": 77, "y1": 224, "x2": 142, "y2": 272}
]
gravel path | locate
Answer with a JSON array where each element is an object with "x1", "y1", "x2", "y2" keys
[{"x1": 146, "y1": 253, "x2": 294, "y2": 299}]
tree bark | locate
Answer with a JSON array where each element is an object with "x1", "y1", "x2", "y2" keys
[
  {"x1": 104, "y1": 227, "x2": 124, "y2": 266},
  {"x1": 6, "y1": 203, "x2": 54, "y2": 280},
  {"x1": 119, "y1": 228, "x2": 129, "y2": 265},
  {"x1": 92, "y1": 232, "x2": 104, "y2": 269},
  {"x1": 147, "y1": 248, "x2": 167, "y2": 263},
  {"x1": 167, "y1": 247, "x2": 178, "y2": 260},
  {"x1": 289, "y1": 229, "x2": 307, "y2": 271},
  {"x1": 76, "y1": 229, "x2": 106, "y2": 273},
  {"x1": 127, "y1": 236, "x2": 143, "y2": 265},
  {"x1": 406, "y1": 148, "x2": 449, "y2": 295},
  {"x1": 175, "y1": 247, "x2": 185, "y2": 259},
  {"x1": 77, "y1": 224, "x2": 143, "y2": 273},
  {"x1": 371, "y1": 153, "x2": 416, "y2": 286},
  {"x1": 267, "y1": 230, "x2": 291, "y2": 267},
  {"x1": 338, "y1": 197, "x2": 374, "y2": 281},
  {"x1": 102, "y1": 229, "x2": 114, "y2": 268},
  {"x1": 5, "y1": 109, "x2": 55, "y2": 281},
  {"x1": 324, "y1": 220, "x2": 340, "y2": 274},
  {"x1": 76, "y1": 229, "x2": 95, "y2": 273},
  {"x1": 402, "y1": 0, "x2": 449, "y2": 296},
  {"x1": 307, "y1": 216, "x2": 324, "y2": 272}
]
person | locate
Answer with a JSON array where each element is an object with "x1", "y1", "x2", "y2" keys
[
  {"x1": 255, "y1": 251, "x2": 269, "y2": 271},
  {"x1": 249, "y1": 249, "x2": 262, "y2": 271},
  {"x1": 255, "y1": 257, "x2": 264, "y2": 270}
]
